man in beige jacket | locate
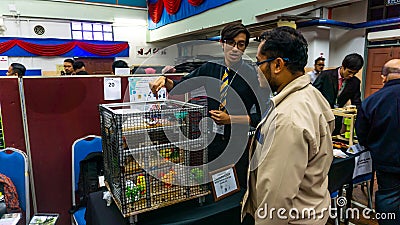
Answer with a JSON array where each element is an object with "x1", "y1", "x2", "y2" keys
[{"x1": 241, "y1": 26, "x2": 334, "y2": 224}]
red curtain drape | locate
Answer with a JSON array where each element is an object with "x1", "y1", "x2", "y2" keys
[
  {"x1": 0, "y1": 39, "x2": 129, "y2": 56},
  {"x1": 148, "y1": 0, "x2": 205, "y2": 23},
  {"x1": 148, "y1": 0, "x2": 164, "y2": 23},
  {"x1": 18, "y1": 40, "x2": 76, "y2": 56},
  {"x1": 164, "y1": 0, "x2": 182, "y2": 15},
  {"x1": 0, "y1": 39, "x2": 18, "y2": 53},
  {"x1": 76, "y1": 42, "x2": 129, "y2": 56},
  {"x1": 188, "y1": 0, "x2": 203, "y2": 6}
]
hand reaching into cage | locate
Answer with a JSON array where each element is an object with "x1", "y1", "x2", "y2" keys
[
  {"x1": 149, "y1": 75, "x2": 174, "y2": 97},
  {"x1": 209, "y1": 110, "x2": 231, "y2": 125}
]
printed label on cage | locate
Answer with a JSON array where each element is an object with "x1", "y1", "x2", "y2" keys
[
  {"x1": 98, "y1": 176, "x2": 105, "y2": 187},
  {"x1": 213, "y1": 123, "x2": 224, "y2": 135},
  {"x1": 210, "y1": 165, "x2": 240, "y2": 201}
]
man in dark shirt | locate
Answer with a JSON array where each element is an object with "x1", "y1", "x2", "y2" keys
[
  {"x1": 73, "y1": 61, "x2": 88, "y2": 75},
  {"x1": 6, "y1": 63, "x2": 26, "y2": 77},
  {"x1": 63, "y1": 58, "x2": 74, "y2": 75},
  {"x1": 313, "y1": 53, "x2": 363, "y2": 134},
  {"x1": 355, "y1": 59, "x2": 400, "y2": 225},
  {"x1": 112, "y1": 60, "x2": 129, "y2": 74},
  {"x1": 150, "y1": 23, "x2": 268, "y2": 187}
]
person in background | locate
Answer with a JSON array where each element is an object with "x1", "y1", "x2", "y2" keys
[
  {"x1": 313, "y1": 53, "x2": 363, "y2": 135},
  {"x1": 73, "y1": 61, "x2": 87, "y2": 75},
  {"x1": 355, "y1": 59, "x2": 400, "y2": 225},
  {"x1": 149, "y1": 23, "x2": 266, "y2": 191},
  {"x1": 63, "y1": 58, "x2": 74, "y2": 75},
  {"x1": 133, "y1": 67, "x2": 146, "y2": 74},
  {"x1": 144, "y1": 67, "x2": 156, "y2": 74},
  {"x1": 161, "y1": 65, "x2": 176, "y2": 74},
  {"x1": 241, "y1": 26, "x2": 334, "y2": 225},
  {"x1": 6, "y1": 63, "x2": 26, "y2": 77},
  {"x1": 112, "y1": 60, "x2": 129, "y2": 74},
  {"x1": 307, "y1": 56, "x2": 325, "y2": 83}
]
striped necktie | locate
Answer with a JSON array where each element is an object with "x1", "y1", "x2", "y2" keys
[
  {"x1": 338, "y1": 77, "x2": 344, "y2": 91},
  {"x1": 220, "y1": 67, "x2": 229, "y2": 112}
]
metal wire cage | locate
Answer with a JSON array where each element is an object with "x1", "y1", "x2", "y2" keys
[{"x1": 99, "y1": 100, "x2": 209, "y2": 217}]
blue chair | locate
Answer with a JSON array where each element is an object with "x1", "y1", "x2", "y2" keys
[
  {"x1": 71, "y1": 135, "x2": 102, "y2": 225},
  {"x1": 353, "y1": 173, "x2": 374, "y2": 209},
  {"x1": 0, "y1": 147, "x2": 30, "y2": 224}
]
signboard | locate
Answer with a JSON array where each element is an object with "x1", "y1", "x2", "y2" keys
[
  {"x1": 0, "y1": 56, "x2": 8, "y2": 69},
  {"x1": 128, "y1": 77, "x2": 167, "y2": 102},
  {"x1": 387, "y1": 0, "x2": 400, "y2": 5},
  {"x1": 210, "y1": 165, "x2": 240, "y2": 201}
]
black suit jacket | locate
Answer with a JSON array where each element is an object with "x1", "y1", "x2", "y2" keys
[{"x1": 313, "y1": 68, "x2": 361, "y2": 108}]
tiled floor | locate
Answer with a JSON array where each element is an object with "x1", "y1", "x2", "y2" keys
[{"x1": 327, "y1": 176, "x2": 379, "y2": 225}]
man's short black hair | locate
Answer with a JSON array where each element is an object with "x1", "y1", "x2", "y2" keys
[
  {"x1": 314, "y1": 57, "x2": 325, "y2": 65},
  {"x1": 220, "y1": 23, "x2": 250, "y2": 47},
  {"x1": 342, "y1": 53, "x2": 364, "y2": 71},
  {"x1": 73, "y1": 61, "x2": 85, "y2": 70},
  {"x1": 112, "y1": 60, "x2": 129, "y2": 73},
  {"x1": 259, "y1": 26, "x2": 308, "y2": 74},
  {"x1": 64, "y1": 58, "x2": 74, "y2": 64},
  {"x1": 11, "y1": 63, "x2": 26, "y2": 76}
]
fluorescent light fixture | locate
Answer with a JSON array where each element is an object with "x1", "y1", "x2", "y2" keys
[
  {"x1": 113, "y1": 18, "x2": 146, "y2": 27},
  {"x1": 368, "y1": 29, "x2": 400, "y2": 41}
]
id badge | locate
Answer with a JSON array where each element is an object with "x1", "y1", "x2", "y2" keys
[{"x1": 213, "y1": 123, "x2": 224, "y2": 135}]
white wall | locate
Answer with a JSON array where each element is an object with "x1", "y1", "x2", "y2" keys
[
  {"x1": 0, "y1": 0, "x2": 174, "y2": 73},
  {"x1": 328, "y1": 0, "x2": 367, "y2": 67},
  {"x1": 148, "y1": 0, "x2": 315, "y2": 42},
  {"x1": 301, "y1": 27, "x2": 331, "y2": 68},
  {"x1": 298, "y1": 0, "x2": 367, "y2": 70},
  {"x1": 0, "y1": 0, "x2": 146, "y2": 24}
]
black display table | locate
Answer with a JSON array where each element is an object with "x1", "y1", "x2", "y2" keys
[
  {"x1": 329, "y1": 155, "x2": 356, "y2": 193},
  {"x1": 85, "y1": 188, "x2": 247, "y2": 225},
  {"x1": 329, "y1": 153, "x2": 358, "y2": 225},
  {"x1": 86, "y1": 155, "x2": 357, "y2": 225}
]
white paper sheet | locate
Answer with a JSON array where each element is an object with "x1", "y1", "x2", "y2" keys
[
  {"x1": 352, "y1": 151, "x2": 373, "y2": 179},
  {"x1": 114, "y1": 68, "x2": 130, "y2": 75},
  {"x1": 104, "y1": 77, "x2": 121, "y2": 100}
]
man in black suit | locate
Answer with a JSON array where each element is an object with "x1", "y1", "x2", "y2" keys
[{"x1": 313, "y1": 53, "x2": 364, "y2": 134}]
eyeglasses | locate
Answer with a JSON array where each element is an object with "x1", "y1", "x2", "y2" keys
[
  {"x1": 255, "y1": 57, "x2": 290, "y2": 66},
  {"x1": 316, "y1": 64, "x2": 325, "y2": 66},
  {"x1": 223, "y1": 40, "x2": 247, "y2": 50}
]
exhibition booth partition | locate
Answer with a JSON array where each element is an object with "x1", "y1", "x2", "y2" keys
[{"x1": 0, "y1": 75, "x2": 183, "y2": 225}]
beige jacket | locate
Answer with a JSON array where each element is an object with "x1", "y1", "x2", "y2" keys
[{"x1": 241, "y1": 75, "x2": 334, "y2": 225}]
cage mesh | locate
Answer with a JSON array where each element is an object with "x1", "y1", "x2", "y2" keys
[{"x1": 99, "y1": 100, "x2": 209, "y2": 217}]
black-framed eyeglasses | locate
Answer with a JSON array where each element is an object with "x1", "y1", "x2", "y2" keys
[
  {"x1": 223, "y1": 39, "x2": 247, "y2": 50},
  {"x1": 255, "y1": 57, "x2": 290, "y2": 66}
]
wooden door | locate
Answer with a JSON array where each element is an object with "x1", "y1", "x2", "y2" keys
[
  {"x1": 364, "y1": 47, "x2": 400, "y2": 98},
  {"x1": 74, "y1": 58, "x2": 114, "y2": 75}
]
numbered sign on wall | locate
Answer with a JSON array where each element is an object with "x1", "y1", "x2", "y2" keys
[{"x1": 104, "y1": 77, "x2": 122, "y2": 100}]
